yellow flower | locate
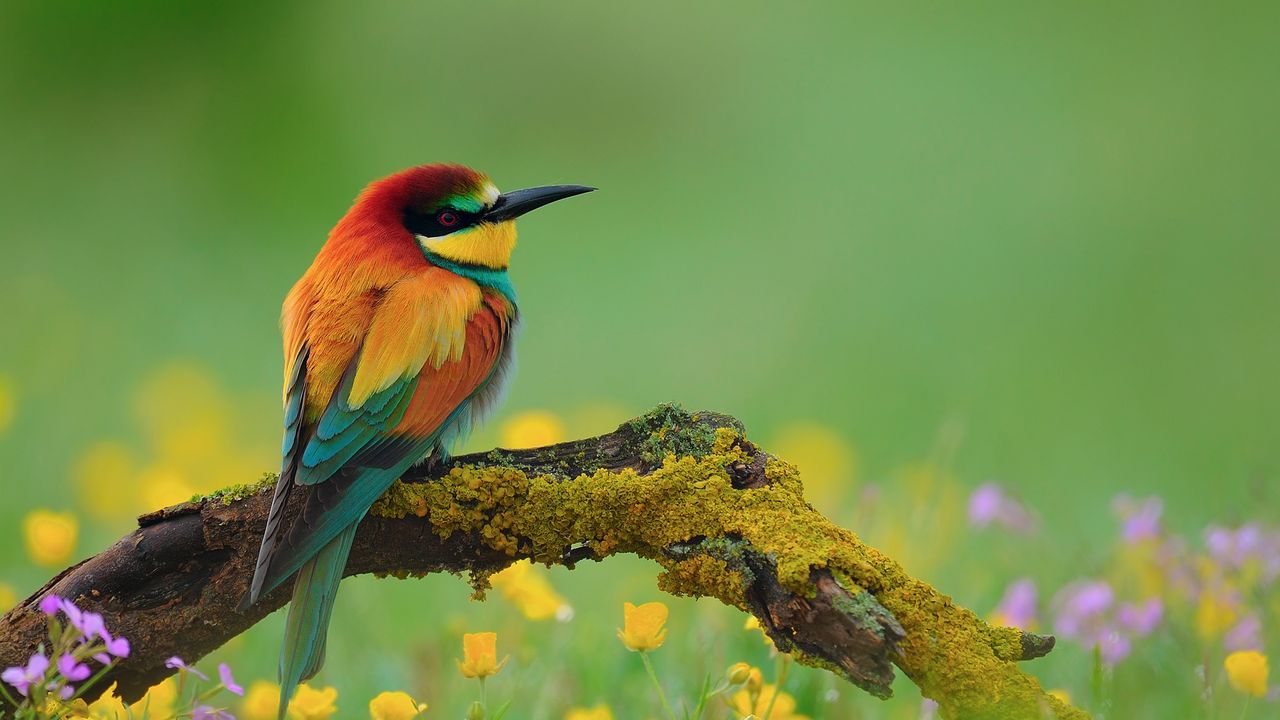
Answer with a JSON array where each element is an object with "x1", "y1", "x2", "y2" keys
[
  {"x1": 564, "y1": 704, "x2": 613, "y2": 720},
  {"x1": 139, "y1": 463, "x2": 196, "y2": 511},
  {"x1": 729, "y1": 685, "x2": 809, "y2": 720},
  {"x1": 124, "y1": 676, "x2": 176, "y2": 712},
  {"x1": 369, "y1": 690, "x2": 427, "y2": 720},
  {"x1": 456, "y1": 632, "x2": 508, "y2": 678},
  {"x1": 617, "y1": 601, "x2": 668, "y2": 652},
  {"x1": 42, "y1": 697, "x2": 84, "y2": 718},
  {"x1": 1195, "y1": 591, "x2": 1239, "y2": 641},
  {"x1": 871, "y1": 461, "x2": 967, "y2": 576},
  {"x1": 500, "y1": 410, "x2": 565, "y2": 449},
  {"x1": 743, "y1": 615, "x2": 774, "y2": 647},
  {"x1": 1115, "y1": 542, "x2": 1168, "y2": 600},
  {"x1": 74, "y1": 442, "x2": 137, "y2": 520},
  {"x1": 0, "y1": 374, "x2": 15, "y2": 434},
  {"x1": 134, "y1": 363, "x2": 232, "y2": 464},
  {"x1": 1224, "y1": 650, "x2": 1269, "y2": 698},
  {"x1": 242, "y1": 681, "x2": 282, "y2": 720},
  {"x1": 0, "y1": 583, "x2": 15, "y2": 612},
  {"x1": 23, "y1": 509, "x2": 78, "y2": 567},
  {"x1": 115, "y1": 678, "x2": 177, "y2": 718},
  {"x1": 770, "y1": 422, "x2": 857, "y2": 509},
  {"x1": 289, "y1": 684, "x2": 338, "y2": 720},
  {"x1": 490, "y1": 560, "x2": 571, "y2": 621},
  {"x1": 83, "y1": 684, "x2": 128, "y2": 718}
]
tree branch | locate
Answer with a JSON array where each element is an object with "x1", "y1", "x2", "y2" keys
[{"x1": 0, "y1": 405, "x2": 1084, "y2": 719}]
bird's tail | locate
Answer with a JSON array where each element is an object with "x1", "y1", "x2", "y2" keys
[{"x1": 277, "y1": 523, "x2": 358, "y2": 720}]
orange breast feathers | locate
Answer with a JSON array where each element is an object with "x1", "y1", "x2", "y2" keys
[
  {"x1": 392, "y1": 291, "x2": 511, "y2": 437},
  {"x1": 281, "y1": 265, "x2": 511, "y2": 434}
]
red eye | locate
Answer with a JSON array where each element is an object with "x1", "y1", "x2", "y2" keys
[{"x1": 438, "y1": 211, "x2": 459, "y2": 227}]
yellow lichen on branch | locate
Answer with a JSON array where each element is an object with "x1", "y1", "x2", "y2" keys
[{"x1": 369, "y1": 411, "x2": 1086, "y2": 720}]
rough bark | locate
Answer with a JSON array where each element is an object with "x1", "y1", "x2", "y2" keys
[{"x1": 0, "y1": 405, "x2": 1084, "y2": 719}]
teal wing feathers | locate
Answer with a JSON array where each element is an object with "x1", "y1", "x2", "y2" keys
[{"x1": 249, "y1": 352, "x2": 422, "y2": 604}]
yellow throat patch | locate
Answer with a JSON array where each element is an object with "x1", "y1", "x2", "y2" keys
[{"x1": 417, "y1": 220, "x2": 517, "y2": 269}]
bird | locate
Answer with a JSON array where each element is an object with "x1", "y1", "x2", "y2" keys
[{"x1": 243, "y1": 163, "x2": 593, "y2": 717}]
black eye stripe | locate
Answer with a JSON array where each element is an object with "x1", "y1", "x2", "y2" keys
[{"x1": 403, "y1": 206, "x2": 480, "y2": 237}]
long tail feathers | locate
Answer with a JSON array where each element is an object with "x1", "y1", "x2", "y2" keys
[{"x1": 277, "y1": 524, "x2": 358, "y2": 720}]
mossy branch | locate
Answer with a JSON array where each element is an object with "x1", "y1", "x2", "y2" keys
[{"x1": 0, "y1": 405, "x2": 1084, "y2": 719}]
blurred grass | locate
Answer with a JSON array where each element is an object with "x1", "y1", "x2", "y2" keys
[{"x1": 0, "y1": 1, "x2": 1277, "y2": 717}]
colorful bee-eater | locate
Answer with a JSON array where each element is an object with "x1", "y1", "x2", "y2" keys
[{"x1": 243, "y1": 164, "x2": 592, "y2": 716}]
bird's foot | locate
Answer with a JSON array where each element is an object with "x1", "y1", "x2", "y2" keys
[{"x1": 422, "y1": 449, "x2": 450, "y2": 477}]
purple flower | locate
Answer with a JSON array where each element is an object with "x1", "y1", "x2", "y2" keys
[
  {"x1": 60, "y1": 600, "x2": 85, "y2": 633},
  {"x1": 2, "y1": 653, "x2": 49, "y2": 697},
  {"x1": 920, "y1": 698, "x2": 939, "y2": 719},
  {"x1": 1068, "y1": 583, "x2": 1113, "y2": 616},
  {"x1": 1098, "y1": 629, "x2": 1132, "y2": 665},
  {"x1": 968, "y1": 483, "x2": 1037, "y2": 534},
  {"x1": 1225, "y1": 614, "x2": 1263, "y2": 652},
  {"x1": 192, "y1": 706, "x2": 235, "y2": 720},
  {"x1": 105, "y1": 634, "x2": 130, "y2": 659},
  {"x1": 1112, "y1": 495, "x2": 1162, "y2": 543},
  {"x1": 79, "y1": 612, "x2": 106, "y2": 641},
  {"x1": 165, "y1": 656, "x2": 208, "y2": 680},
  {"x1": 1205, "y1": 524, "x2": 1280, "y2": 586},
  {"x1": 57, "y1": 654, "x2": 91, "y2": 682},
  {"x1": 1236, "y1": 525, "x2": 1264, "y2": 555},
  {"x1": 1053, "y1": 580, "x2": 1114, "y2": 640},
  {"x1": 1206, "y1": 526, "x2": 1231, "y2": 555},
  {"x1": 1150, "y1": 534, "x2": 1199, "y2": 597},
  {"x1": 968, "y1": 484, "x2": 1002, "y2": 526},
  {"x1": 1052, "y1": 580, "x2": 1129, "y2": 666},
  {"x1": 1116, "y1": 598, "x2": 1162, "y2": 637},
  {"x1": 218, "y1": 663, "x2": 243, "y2": 696},
  {"x1": 39, "y1": 595, "x2": 63, "y2": 616},
  {"x1": 91, "y1": 627, "x2": 130, "y2": 664},
  {"x1": 1052, "y1": 580, "x2": 1165, "y2": 666},
  {"x1": 991, "y1": 578, "x2": 1038, "y2": 629}
]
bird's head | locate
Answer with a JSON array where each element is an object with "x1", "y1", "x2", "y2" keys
[{"x1": 348, "y1": 164, "x2": 593, "y2": 271}]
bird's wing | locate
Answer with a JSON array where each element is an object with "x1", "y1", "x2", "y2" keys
[{"x1": 249, "y1": 269, "x2": 512, "y2": 602}]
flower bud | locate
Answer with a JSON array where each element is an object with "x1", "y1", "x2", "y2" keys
[
  {"x1": 726, "y1": 662, "x2": 752, "y2": 685},
  {"x1": 746, "y1": 667, "x2": 764, "y2": 694},
  {"x1": 467, "y1": 700, "x2": 485, "y2": 720}
]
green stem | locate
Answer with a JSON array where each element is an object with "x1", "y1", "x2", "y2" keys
[
  {"x1": 762, "y1": 655, "x2": 792, "y2": 720},
  {"x1": 692, "y1": 678, "x2": 729, "y2": 720},
  {"x1": 480, "y1": 676, "x2": 488, "y2": 718},
  {"x1": 640, "y1": 652, "x2": 677, "y2": 720},
  {"x1": 192, "y1": 682, "x2": 230, "y2": 704},
  {"x1": 1239, "y1": 696, "x2": 1251, "y2": 720},
  {"x1": 0, "y1": 678, "x2": 19, "y2": 707},
  {"x1": 69, "y1": 661, "x2": 117, "y2": 702}
]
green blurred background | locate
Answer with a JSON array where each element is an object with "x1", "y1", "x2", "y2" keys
[{"x1": 1, "y1": 2, "x2": 1277, "y2": 718}]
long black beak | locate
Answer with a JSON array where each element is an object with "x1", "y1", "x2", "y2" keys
[{"x1": 483, "y1": 184, "x2": 595, "y2": 223}]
